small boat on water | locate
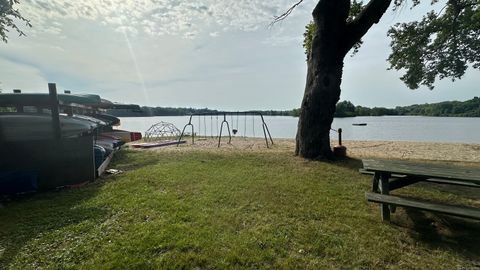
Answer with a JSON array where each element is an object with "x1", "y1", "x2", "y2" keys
[{"x1": 352, "y1": 123, "x2": 367, "y2": 126}]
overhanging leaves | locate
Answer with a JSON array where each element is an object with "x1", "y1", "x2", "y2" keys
[
  {"x1": 388, "y1": 0, "x2": 480, "y2": 89},
  {"x1": 0, "y1": 0, "x2": 31, "y2": 43}
]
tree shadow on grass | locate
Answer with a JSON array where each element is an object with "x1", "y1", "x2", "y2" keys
[
  {"x1": 0, "y1": 149, "x2": 157, "y2": 268},
  {"x1": 324, "y1": 156, "x2": 364, "y2": 173},
  {"x1": 395, "y1": 209, "x2": 480, "y2": 265},
  {"x1": 416, "y1": 181, "x2": 480, "y2": 200},
  {"x1": 331, "y1": 156, "x2": 480, "y2": 264},
  {"x1": 0, "y1": 181, "x2": 109, "y2": 268},
  {"x1": 335, "y1": 156, "x2": 364, "y2": 170}
]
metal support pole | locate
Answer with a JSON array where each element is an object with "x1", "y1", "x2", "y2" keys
[
  {"x1": 177, "y1": 115, "x2": 194, "y2": 146},
  {"x1": 260, "y1": 114, "x2": 274, "y2": 146},
  {"x1": 218, "y1": 113, "x2": 232, "y2": 147}
]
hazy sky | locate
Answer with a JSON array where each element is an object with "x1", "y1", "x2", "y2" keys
[{"x1": 1, "y1": 0, "x2": 478, "y2": 110}]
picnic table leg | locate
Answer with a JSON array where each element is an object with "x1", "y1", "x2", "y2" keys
[{"x1": 379, "y1": 172, "x2": 391, "y2": 221}]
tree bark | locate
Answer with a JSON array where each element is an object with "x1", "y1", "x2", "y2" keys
[
  {"x1": 295, "y1": 0, "x2": 350, "y2": 159},
  {"x1": 295, "y1": 0, "x2": 392, "y2": 160}
]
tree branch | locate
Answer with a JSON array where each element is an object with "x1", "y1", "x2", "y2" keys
[
  {"x1": 344, "y1": 0, "x2": 392, "y2": 50},
  {"x1": 312, "y1": 0, "x2": 351, "y2": 22},
  {"x1": 270, "y1": 0, "x2": 305, "y2": 27}
]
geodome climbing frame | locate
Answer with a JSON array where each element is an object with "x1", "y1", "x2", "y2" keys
[{"x1": 144, "y1": 121, "x2": 181, "y2": 141}]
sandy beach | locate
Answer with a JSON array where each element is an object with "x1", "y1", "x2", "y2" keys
[{"x1": 134, "y1": 137, "x2": 480, "y2": 164}]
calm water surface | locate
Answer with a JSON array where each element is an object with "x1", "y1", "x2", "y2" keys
[{"x1": 118, "y1": 116, "x2": 480, "y2": 144}]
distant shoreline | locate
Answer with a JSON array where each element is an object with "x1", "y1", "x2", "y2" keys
[
  {"x1": 116, "y1": 115, "x2": 480, "y2": 118},
  {"x1": 108, "y1": 97, "x2": 480, "y2": 118}
]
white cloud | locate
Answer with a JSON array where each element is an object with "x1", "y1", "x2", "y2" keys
[
  {"x1": 0, "y1": 58, "x2": 49, "y2": 92},
  {"x1": 8, "y1": 0, "x2": 474, "y2": 111},
  {"x1": 20, "y1": 0, "x2": 311, "y2": 38}
]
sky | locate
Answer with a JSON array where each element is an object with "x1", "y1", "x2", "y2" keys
[{"x1": 0, "y1": 0, "x2": 478, "y2": 110}]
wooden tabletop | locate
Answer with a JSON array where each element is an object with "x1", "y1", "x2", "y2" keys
[{"x1": 362, "y1": 159, "x2": 480, "y2": 184}]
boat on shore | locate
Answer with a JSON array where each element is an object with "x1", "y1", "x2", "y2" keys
[
  {"x1": 0, "y1": 89, "x2": 143, "y2": 195},
  {"x1": 0, "y1": 92, "x2": 102, "y2": 106},
  {"x1": 101, "y1": 130, "x2": 142, "y2": 143},
  {"x1": 131, "y1": 140, "x2": 186, "y2": 148},
  {"x1": 86, "y1": 113, "x2": 120, "y2": 126},
  {"x1": 0, "y1": 113, "x2": 96, "y2": 142}
]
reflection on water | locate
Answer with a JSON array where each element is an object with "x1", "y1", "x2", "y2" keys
[{"x1": 118, "y1": 115, "x2": 480, "y2": 144}]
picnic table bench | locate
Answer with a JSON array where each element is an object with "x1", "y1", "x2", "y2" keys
[{"x1": 362, "y1": 159, "x2": 480, "y2": 221}]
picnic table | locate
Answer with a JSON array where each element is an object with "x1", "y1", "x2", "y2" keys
[{"x1": 362, "y1": 159, "x2": 480, "y2": 221}]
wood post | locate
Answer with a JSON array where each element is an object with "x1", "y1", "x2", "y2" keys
[
  {"x1": 380, "y1": 172, "x2": 390, "y2": 221},
  {"x1": 48, "y1": 83, "x2": 61, "y2": 140},
  {"x1": 338, "y1": 128, "x2": 342, "y2": 146},
  {"x1": 372, "y1": 172, "x2": 380, "y2": 192}
]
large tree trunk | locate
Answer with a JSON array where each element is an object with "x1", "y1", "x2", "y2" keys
[
  {"x1": 295, "y1": 0, "x2": 392, "y2": 160},
  {"x1": 295, "y1": 0, "x2": 350, "y2": 159},
  {"x1": 295, "y1": 60, "x2": 344, "y2": 159}
]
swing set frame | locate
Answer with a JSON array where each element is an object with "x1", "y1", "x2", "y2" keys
[{"x1": 177, "y1": 111, "x2": 274, "y2": 148}]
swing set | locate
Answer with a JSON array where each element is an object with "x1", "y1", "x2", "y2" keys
[{"x1": 177, "y1": 111, "x2": 274, "y2": 148}]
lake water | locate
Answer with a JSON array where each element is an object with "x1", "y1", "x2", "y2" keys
[{"x1": 118, "y1": 115, "x2": 480, "y2": 144}]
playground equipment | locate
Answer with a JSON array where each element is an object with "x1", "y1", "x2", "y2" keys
[
  {"x1": 144, "y1": 121, "x2": 181, "y2": 142},
  {"x1": 131, "y1": 121, "x2": 186, "y2": 149},
  {"x1": 177, "y1": 112, "x2": 274, "y2": 148}
]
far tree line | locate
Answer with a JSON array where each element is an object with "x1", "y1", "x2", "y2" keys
[
  {"x1": 334, "y1": 97, "x2": 480, "y2": 117},
  {"x1": 107, "y1": 97, "x2": 480, "y2": 118}
]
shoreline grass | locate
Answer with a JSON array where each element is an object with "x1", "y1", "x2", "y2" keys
[{"x1": 1, "y1": 148, "x2": 479, "y2": 269}]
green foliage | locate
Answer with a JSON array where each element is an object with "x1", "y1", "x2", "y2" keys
[
  {"x1": 302, "y1": 21, "x2": 315, "y2": 59},
  {"x1": 348, "y1": 0, "x2": 365, "y2": 20},
  {"x1": 291, "y1": 108, "x2": 300, "y2": 117},
  {"x1": 335, "y1": 100, "x2": 356, "y2": 117},
  {"x1": 302, "y1": 1, "x2": 365, "y2": 60},
  {"x1": 332, "y1": 97, "x2": 480, "y2": 117},
  {"x1": 302, "y1": 0, "x2": 479, "y2": 89},
  {"x1": 108, "y1": 107, "x2": 298, "y2": 117},
  {"x1": 395, "y1": 96, "x2": 480, "y2": 116},
  {"x1": 335, "y1": 102, "x2": 397, "y2": 117},
  {"x1": 1, "y1": 149, "x2": 479, "y2": 268},
  {"x1": 388, "y1": 0, "x2": 480, "y2": 89},
  {"x1": 115, "y1": 98, "x2": 479, "y2": 118},
  {"x1": 0, "y1": 106, "x2": 15, "y2": 112},
  {"x1": 0, "y1": 0, "x2": 31, "y2": 43}
]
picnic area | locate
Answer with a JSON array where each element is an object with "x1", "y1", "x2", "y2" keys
[{"x1": 0, "y1": 139, "x2": 479, "y2": 269}]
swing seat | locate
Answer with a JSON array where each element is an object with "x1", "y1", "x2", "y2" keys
[{"x1": 232, "y1": 129, "x2": 238, "y2": 135}]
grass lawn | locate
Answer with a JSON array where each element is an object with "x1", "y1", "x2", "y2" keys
[{"x1": 1, "y1": 147, "x2": 479, "y2": 269}]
